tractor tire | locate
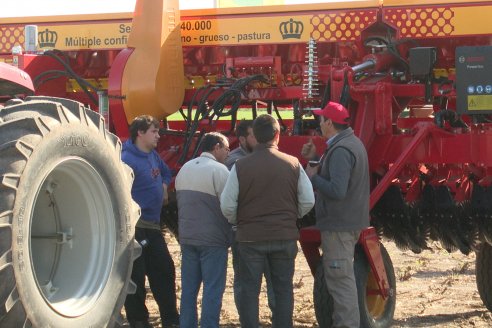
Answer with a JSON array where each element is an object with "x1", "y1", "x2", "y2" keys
[
  {"x1": 0, "y1": 97, "x2": 140, "y2": 327},
  {"x1": 476, "y1": 242, "x2": 492, "y2": 311},
  {"x1": 314, "y1": 243, "x2": 396, "y2": 328}
]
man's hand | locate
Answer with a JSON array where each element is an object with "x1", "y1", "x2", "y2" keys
[
  {"x1": 301, "y1": 138, "x2": 317, "y2": 160},
  {"x1": 163, "y1": 183, "x2": 169, "y2": 206},
  {"x1": 305, "y1": 162, "x2": 319, "y2": 179}
]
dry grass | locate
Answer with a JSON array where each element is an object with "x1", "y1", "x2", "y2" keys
[{"x1": 122, "y1": 233, "x2": 492, "y2": 327}]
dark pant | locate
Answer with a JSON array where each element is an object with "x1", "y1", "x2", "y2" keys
[
  {"x1": 232, "y1": 234, "x2": 276, "y2": 316},
  {"x1": 237, "y1": 240, "x2": 298, "y2": 328},
  {"x1": 124, "y1": 227, "x2": 179, "y2": 326}
]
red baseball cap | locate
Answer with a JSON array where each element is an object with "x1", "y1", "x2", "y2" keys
[{"x1": 312, "y1": 101, "x2": 350, "y2": 124}]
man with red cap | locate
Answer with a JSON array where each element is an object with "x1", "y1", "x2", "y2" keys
[{"x1": 302, "y1": 101, "x2": 370, "y2": 328}]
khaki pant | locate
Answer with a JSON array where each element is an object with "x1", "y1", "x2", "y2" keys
[{"x1": 321, "y1": 230, "x2": 361, "y2": 328}]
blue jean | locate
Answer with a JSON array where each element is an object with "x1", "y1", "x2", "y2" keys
[
  {"x1": 231, "y1": 233, "x2": 276, "y2": 316},
  {"x1": 237, "y1": 240, "x2": 298, "y2": 328},
  {"x1": 180, "y1": 244, "x2": 228, "y2": 328}
]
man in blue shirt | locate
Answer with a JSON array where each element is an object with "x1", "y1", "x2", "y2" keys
[{"x1": 123, "y1": 115, "x2": 179, "y2": 328}]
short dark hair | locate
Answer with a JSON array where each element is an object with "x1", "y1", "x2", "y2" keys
[
  {"x1": 235, "y1": 120, "x2": 253, "y2": 138},
  {"x1": 253, "y1": 114, "x2": 279, "y2": 143},
  {"x1": 200, "y1": 132, "x2": 228, "y2": 152},
  {"x1": 129, "y1": 115, "x2": 159, "y2": 143}
]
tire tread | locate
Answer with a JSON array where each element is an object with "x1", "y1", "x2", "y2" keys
[
  {"x1": 0, "y1": 211, "x2": 12, "y2": 226},
  {"x1": 0, "y1": 250, "x2": 11, "y2": 270},
  {"x1": 0, "y1": 297, "x2": 27, "y2": 327},
  {"x1": 476, "y1": 243, "x2": 492, "y2": 311},
  {"x1": 1, "y1": 174, "x2": 21, "y2": 190},
  {"x1": 0, "y1": 98, "x2": 137, "y2": 327}
]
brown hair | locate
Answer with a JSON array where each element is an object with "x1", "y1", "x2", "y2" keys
[
  {"x1": 129, "y1": 115, "x2": 159, "y2": 143},
  {"x1": 235, "y1": 120, "x2": 253, "y2": 138},
  {"x1": 200, "y1": 132, "x2": 228, "y2": 152},
  {"x1": 252, "y1": 114, "x2": 279, "y2": 143}
]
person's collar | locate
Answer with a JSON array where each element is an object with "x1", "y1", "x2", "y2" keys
[
  {"x1": 326, "y1": 133, "x2": 339, "y2": 146},
  {"x1": 201, "y1": 152, "x2": 218, "y2": 161},
  {"x1": 326, "y1": 127, "x2": 354, "y2": 146},
  {"x1": 254, "y1": 143, "x2": 278, "y2": 151}
]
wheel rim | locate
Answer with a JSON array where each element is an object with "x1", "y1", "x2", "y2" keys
[
  {"x1": 29, "y1": 157, "x2": 115, "y2": 317},
  {"x1": 366, "y1": 267, "x2": 387, "y2": 319}
]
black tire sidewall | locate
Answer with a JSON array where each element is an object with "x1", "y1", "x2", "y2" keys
[
  {"x1": 476, "y1": 243, "x2": 492, "y2": 311},
  {"x1": 12, "y1": 122, "x2": 134, "y2": 327},
  {"x1": 313, "y1": 260, "x2": 334, "y2": 328},
  {"x1": 313, "y1": 244, "x2": 396, "y2": 328},
  {"x1": 355, "y1": 244, "x2": 396, "y2": 328}
]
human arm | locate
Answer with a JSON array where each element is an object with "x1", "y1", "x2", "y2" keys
[
  {"x1": 213, "y1": 164, "x2": 230, "y2": 197},
  {"x1": 305, "y1": 161, "x2": 320, "y2": 178},
  {"x1": 159, "y1": 158, "x2": 172, "y2": 205},
  {"x1": 162, "y1": 182, "x2": 169, "y2": 205},
  {"x1": 220, "y1": 165, "x2": 239, "y2": 224},
  {"x1": 297, "y1": 165, "x2": 315, "y2": 217},
  {"x1": 311, "y1": 147, "x2": 354, "y2": 200},
  {"x1": 301, "y1": 138, "x2": 318, "y2": 160},
  {"x1": 159, "y1": 158, "x2": 172, "y2": 186}
]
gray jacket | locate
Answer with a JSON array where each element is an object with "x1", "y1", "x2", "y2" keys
[
  {"x1": 311, "y1": 127, "x2": 370, "y2": 231},
  {"x1": 175, "y1": 152, "x2": 232, "y2": 247},
  {"x1": 225, "y1": 145, "x2": 249, "y2": 170}
]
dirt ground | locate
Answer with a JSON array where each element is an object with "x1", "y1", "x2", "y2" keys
[{"x1": 124, "y1": 231, "x2": 492, "y2": 327}]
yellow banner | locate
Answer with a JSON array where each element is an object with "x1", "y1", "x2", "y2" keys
[
  {"x1": 453, "y1": 6, "x2": 492, "y2": 36},
  {"x1": 37, "y1": 23, "x2": 132, "y2": 51},
  {"x1": 180, "y1": 15, "x2": 312, "y2": 46}
]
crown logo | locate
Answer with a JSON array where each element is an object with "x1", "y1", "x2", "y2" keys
[
  {"x1": 38, "y1": 28, "x2": 58, "y2": 48},
  {"x1": 279, "y1": 18, "x2": 304, "y2": 39}
]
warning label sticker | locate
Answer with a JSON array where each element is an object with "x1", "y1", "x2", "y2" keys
[{"x1": 468, "y1": 95, "x2": 492, "y2": 110}]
